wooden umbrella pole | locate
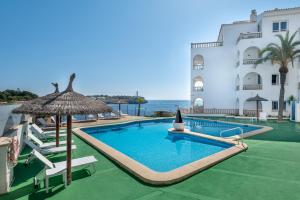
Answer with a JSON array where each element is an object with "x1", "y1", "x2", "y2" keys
[
  {"x1": 66, "y1": 114, "x2": 72, "y2": 185},
  {"x1": 256, "y1": 101, "x2": 259, "y2": 121},
  {"x1": 55, "y1": 114, "x2": 60, "y2": 147}
]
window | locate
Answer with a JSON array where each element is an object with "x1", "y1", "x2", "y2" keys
[
  {"x1": 273, "y1": 22, "x2": 279, "y2": 32},
  {"x1": 272, "y1": 74, "x2": 279, "y2": 85},
  {"x1": 273, "y1": 21, "x2": 288, "y2": 32},
  {"x1": 280, "y1": 21, "x2": 287, "y2": 31},
  {"x1": 272, "y1": 101, "x2": 278, "y2": 111}
]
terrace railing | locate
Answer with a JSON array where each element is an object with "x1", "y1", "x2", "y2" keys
[
  {"x1": 191, "y1": 42, "x2": 223, "y2": 48},
  {"x1": 243, "y1": 109, "x2": 262, "y2": 116},
  {"x1": 237, "y1": 32, "x2": 262, "y2": 43},
  {"x1": 243, "y1": 84, "x2": 262, "y2": 90},
  {"x1": 192, "y1": 108, "x2": 239, "y2": 115},
  {"x1": 243, "y1": 58, "x2": 260, "y2": 65}
]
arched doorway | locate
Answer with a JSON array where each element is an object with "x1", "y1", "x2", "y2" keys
[{"x1": 243, "y1": 72, "x2": 262, "y2": 90}]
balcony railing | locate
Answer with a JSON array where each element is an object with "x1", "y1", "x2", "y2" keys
[
  {"x1": 235, "y1": 85, "x2": 240, "y2": 91},
  {"x1": 193, "y1": 64, "x2": 204, "y2": 70},
  {"x1": 243, "y1": 58, "x2": 260, "y2": 65},
  {"x1": 243, "y1": 84, "x2": 262, "y2": 90},
  {"x1": 193, "y1": 87, "x2": 203, "y2": 92},
  {"x1": 236, "y1": 61, "x2": 240, "y2": 67},
  {"x1": 192, "y1": 108, "x2": 239, "y2": 115},
  {"x1": 243, "y1": 109, "x2": 262, "y2": 116},
  {"x1": 237, "y1": 32, "x2": 262, "y2": 43},
  {"x1": 191, "y1": 42, "x2": 223, "y2": 48}
]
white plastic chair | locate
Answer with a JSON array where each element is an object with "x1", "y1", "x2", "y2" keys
[
  {"x1": 259, "y1": 112, "x2": 267, "y2": 121},
  {"x1": 37, "y1": 118, "x2": 55, "y2": 127},
  {"x1": 28, "y1": 132, "x2": 73, "y2": 149},
  {"x1": 32, "y1": 150, "x2": 97, "y2": 193},
  {"x1": 24, "y1": 139, "x2": 76, "y2": 155},
  {"x1": 30, "y1": 124, "x2": 67, "y2": 139}
]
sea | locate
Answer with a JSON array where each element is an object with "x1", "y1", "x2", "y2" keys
[
  {"x1": 108, "y1": 100, "x2": 190, "y2": 116},
  {"x1": 0, "y1": 100, "x2": 190, "y2": 136}
]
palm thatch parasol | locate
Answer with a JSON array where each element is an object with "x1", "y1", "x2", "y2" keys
[
  {"x1": 13, "y1": 83, "x2": 63, "y2": 147},
  {"x1": 246, "y1": 94, "x2": 268, "y2": 120},
  {"x1": 31, "y1": 73, "x2": 111, "y2": 185}
]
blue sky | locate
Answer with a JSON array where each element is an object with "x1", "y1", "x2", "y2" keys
[{"x1": 0, "y1": 0, "x2": 299, "y2": 100}]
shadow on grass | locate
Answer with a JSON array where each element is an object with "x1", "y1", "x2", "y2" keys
[{"x1": 1, "y1": 168, "x2": 92, "y2": 200}]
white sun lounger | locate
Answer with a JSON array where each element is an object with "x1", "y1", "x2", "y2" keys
[
  {"x1": 103, "y1": 112, "x2": 119, "y2": 119},
  {"x1": 28, "y1": 132, "x2": 74, "y2": 149},
  {"x1": 32, "y1": 150, "x2": 97, "y2": 193},
  {"x1": 24, "y1": 139, "x2": 76, "y2": 155},
  {"x1": 37, "y1": 118, "x2": 56, "y2": 127},
  {"x1": 30, "y1": 124, "x2": 67, "y2": 139},
  {"x1": 97, "y1": 113, "x2": 105, "y2": 119}
]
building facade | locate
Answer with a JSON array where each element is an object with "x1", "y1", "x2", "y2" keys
[{"x1": 191, "y1": 7, "x2": 300, "y2": 116}]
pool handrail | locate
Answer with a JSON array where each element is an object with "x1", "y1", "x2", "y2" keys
[{"x1": 220, "y1": 127, "x2": 244, "y2": 145}]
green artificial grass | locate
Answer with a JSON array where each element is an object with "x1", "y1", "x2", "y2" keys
[{"x1": 1, "y1": 119, "x2": 300, "y2": 200}]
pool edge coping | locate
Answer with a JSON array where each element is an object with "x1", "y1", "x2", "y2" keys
[{"x1": 73, "y1": 123, "x2": 247, "y2": 185}]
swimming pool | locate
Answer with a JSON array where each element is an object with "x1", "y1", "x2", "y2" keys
[
  {"x1": 82, "y1": 121, "x2": 233, "y2": 172},
  {"x1": 184, "y1": 118, "x2": 262, "y2": 137},
  {"x1": 76, "y1": 118, "x2": 249, "y2": 184}
]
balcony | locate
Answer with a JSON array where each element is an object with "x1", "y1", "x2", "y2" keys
[
  {"x1": 191, "y1": 42, "x2": 223, "y2": 48},
  {"x1": 237, "y1": 32, "x2": 262, "y2": 44},
  {"x1": 236, "y1": 61, "x2": 240, "y2": 67},
  {"x1": 243, "y1": 84, "x2": 262, "y2": 90},
  {"x1": 193, "y1": 87, "x2": 204, "y2": 92},
  {"x1": 193, "y1": 64, "x2": 204, "y2": 70},
  {"x1": 243, "y1": 58, "x2": 260, "y2": 65},
  {"x1": 235, "y1": 85, "x2": 240, "y2": 91}
]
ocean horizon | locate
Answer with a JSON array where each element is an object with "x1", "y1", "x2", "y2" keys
[{"x1": 109, "y1": 99, "x2": 190, "y2": 116}]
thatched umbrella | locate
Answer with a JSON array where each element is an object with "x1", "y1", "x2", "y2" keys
[
  {"x1": 246, "y1": 94, "x2": 268, "y2": 120},
  {"x1": 13, "y1": 83, "x2": 63, "y2": 147},
  {"x1": 31, "y1": 73, "x2": 112, "y2": 185}
]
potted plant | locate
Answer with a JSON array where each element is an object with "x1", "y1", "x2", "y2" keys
[{"x1": 173, "y1": 109, "x2": 184, "y2": 131}]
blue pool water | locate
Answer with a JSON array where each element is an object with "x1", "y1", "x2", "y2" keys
[
  {"x1": 185, "y1": 118, "x2": 261, "y2": 137},
  {"x1": 81, "y1": 119, "x2": 242, "y2": 172}
]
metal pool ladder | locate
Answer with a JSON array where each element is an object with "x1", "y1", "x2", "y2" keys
[{"x1": 219, "y1": 127, "x2": 244, "y2": 146}]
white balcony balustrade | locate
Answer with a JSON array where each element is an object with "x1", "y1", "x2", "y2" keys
[
  {"x1": 193, "y1": 87, "x2": 204, "y2": 92},
  {"x1": 237, "y1": 32, "x2": 262, "y2": 43},
  {"x1": 191, "y1": 42, "x2": 223, "y2": 48},
  {"x1": 243, "y1": 58, "x2": 260, "y2": 65},
  {"x1": 193, "y1": 64, "x2": 204, "y2": 70}
]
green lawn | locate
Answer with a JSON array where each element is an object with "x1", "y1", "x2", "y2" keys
[{"x1": 1, "y1": 119, "x2": 300, "y2": 200}]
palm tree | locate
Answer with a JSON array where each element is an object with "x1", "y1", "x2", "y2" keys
[
  {"x1": 257, "y1": 31, "x2": 300, "y2": 121},
  {"x1": 136, "y1": 97, "x2": 144, "y2": 116}
]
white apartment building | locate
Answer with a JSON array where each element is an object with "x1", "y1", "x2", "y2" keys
[{"x1": 191, "y1": 7, "x2": 300, "y2": 116}]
